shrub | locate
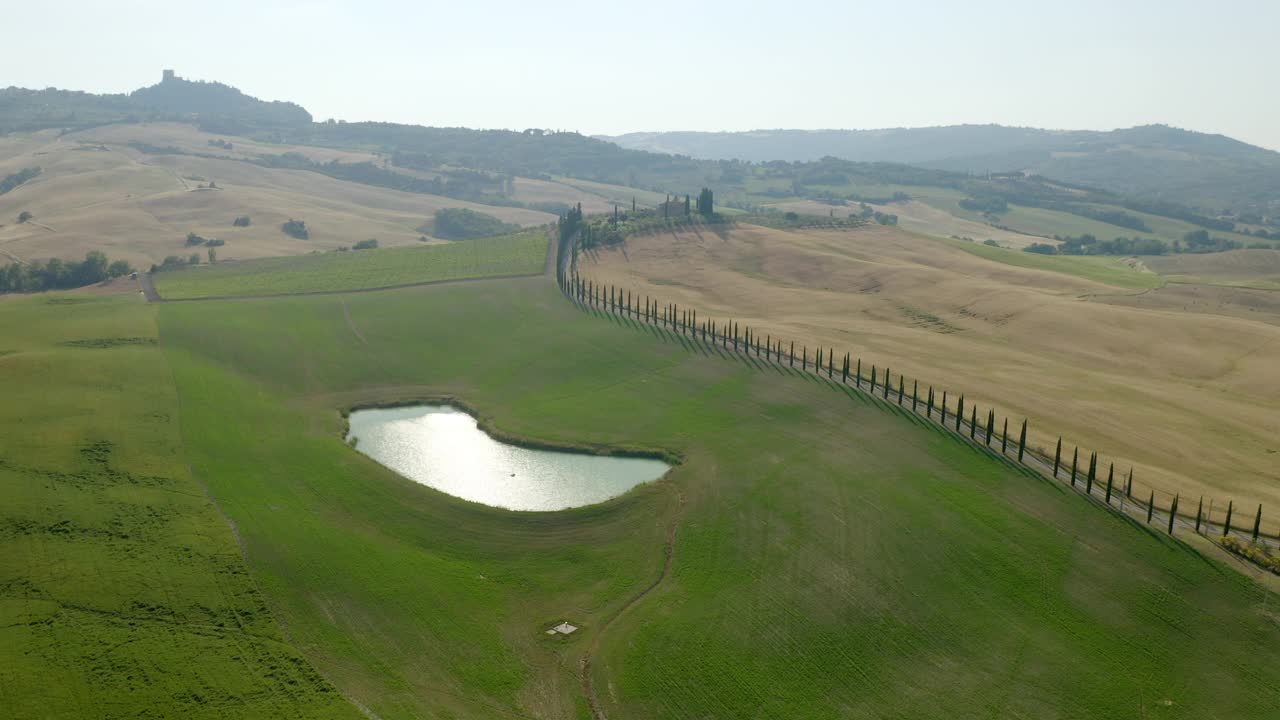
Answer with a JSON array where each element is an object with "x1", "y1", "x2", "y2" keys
[
  {"x1": 232, "y1": 215, "x2": 251, "y2": 227},
  {"x1": 983, "y1": 239, "x2": 1000, "y2": 247},
  {"x1": 1220, "y1": 536, "x2": 1280, "y2": 575},
  {"x1": 185, "y1": 232, "x2": 207, "y2": 247},
  {"x1": 17, "y1": 211, "x2": 32, "y2": 223},
  {"x1": 353, "y1": 239, "x2": 378, "y2": 250},
  {"x1": 282, "y1": 219, "x2": 309, "y2": 240},
  {"x1": 204, "y1": 238, "x2": 225, "y2": 247},
  {"x1": 1024, "y1": 243, "x2": 1058, "y2": 255}
]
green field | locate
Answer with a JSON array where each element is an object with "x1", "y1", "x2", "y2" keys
[
  {"x1": 5, "y1": 268, "x2": 1280, "y2": 718},
  {"x1": 0, "y1": 295, "x2": 359, "y2": 719},
  {"x1": 942, "y1": 237, "x2": 1167, "y2": 290},
  {"x1": 154, "y1": 230, "x2": 548, "y2": 299}
]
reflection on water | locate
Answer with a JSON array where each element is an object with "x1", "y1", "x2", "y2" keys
[{"x1": 346, "y1": 405, "x2": 670, "y2": 511}]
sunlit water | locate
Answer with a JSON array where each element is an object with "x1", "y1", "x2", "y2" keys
[{"x1": 345, "y1": 405, "x2": 670, "y2": 511}]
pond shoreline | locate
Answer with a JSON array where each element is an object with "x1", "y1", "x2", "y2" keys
[
  {"x1": 338, "y1": 395, "x2": 682, "y2": 466},
  {"x1": 340, "y1": 397, "x2": 678, "y2": 512}
]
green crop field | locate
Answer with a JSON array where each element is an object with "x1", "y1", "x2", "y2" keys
[
  {"x1": 0, "y1": 294, "x2": 359, "y2": 719},
  {"x1": 154, "y1": 230, "x2": 548, "y2": 299},
  {"x1": 5, "y1": 268, "x2": 1280, "y2": 719},
  {"x1": 942, "y1": 237, "x2": 1167, "y2": 290}
]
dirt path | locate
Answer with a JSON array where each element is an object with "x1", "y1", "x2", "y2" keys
[
  {"x1": 139, "y1": 272, "x2": 162, "y2": 302},
  {"x1": 581, "y1": 489, "x2": 686, "y2": 720}
]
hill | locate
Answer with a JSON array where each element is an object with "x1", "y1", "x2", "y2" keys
[
  {"x1": 5, "y1": 265, "x2": 1280, "y2": 718},
  {"x1": 0, "y1": 123, "x2": 558, "y2": 268},
  {"x1": 603, "y1": 125, "x2": 1280, "y2": 215},
  {"x1": 0, "y1": 70, "x2": 311, "y2": 135},
  {"x1": 581, "y1": 222, "x2": 1280, "y2": 513},
  {"x1": 3, "y1": 75, "x2": 1276, "y2": 276}
]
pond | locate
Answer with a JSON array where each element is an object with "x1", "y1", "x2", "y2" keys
[{"x1": 345, "y1": 405, "x2": 670, "y2": 511}]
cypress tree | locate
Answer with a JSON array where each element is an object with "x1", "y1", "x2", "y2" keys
[
  {"x1": 855, "y1": 359, "x2": 861, "y2": 387},
  {"x1": 1195, "y1": 497, "x2": 1204, "y2": 533},
  {"x1": 912, "y1": 380, "x2": 919, "y2": 411},
  {"x1": 897, "y1": 376, "x2": 904, "y2": 405},
  {"x1": 1224, "y1": 500, "x2": 1234, "y2": 536},
  {"x1": 1070, "y1": 447, "x2": 1078, "y2": 486},
  {"x1": 871, "y1": 365, "x2": 877, "y2": 392},
  {"x1": 986, "y1": 409, "x2": 995, "y2": 446},
  {"x1": 1253, "y1": 504, "x2": 1263, "y2": 542},
  {"x1": 970, "y1": 406, "x2": 977, "y2": 439},
  {"x1": 790, "y1": 341, "x2": 795, "y2": 367},
  {"x1": 1001, "y1": 418, "x2": 1008, "y2": 453},
  {"x1": 941, "y1": 391, "x2": 948, "y2": 425},
  {"x1": 829, "y1": 351, "x2": 835, "y2": 378},
  {"x1": 1053, "y1": 437, "x2": 1062, "y2": 477},
  {"x1": 1017, "y1": 420, "x2": 1027, "y2": 462},
  {"x1": 927, "y1": 387, "x2": 934, "y2": 418},
  {"x1": 956, "y1": 395, "x2": 964, "y2": 432},
  {"x1": 1126, "y1": 468, "x2": 1133, "y2": 498},
  {"x1": 1169, "y1": 495, "x2": 1179, "y2": 534},
  {"x1": 1147, "y1": 491, "x2": 1155, "y2": 523},
  {"x1": 1086, "y1": 452, "x2": 1096, "y2": 495},
  {"x1": 842, "y1": 355, "x2": 849, "y2": 383},
  {"x1": 1105, "y1": 465, "x2": 1114, "y2": 503},
  {"x1": 816, "y1": 347, "x2": 822, "y2": 371},
  {"x1": 884, "y1": 368, "x2": 891, "y2": 399}
]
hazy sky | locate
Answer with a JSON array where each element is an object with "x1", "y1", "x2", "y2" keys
[{"x1": 5, "y1": 0, "x2": 1278, "y2": 149}]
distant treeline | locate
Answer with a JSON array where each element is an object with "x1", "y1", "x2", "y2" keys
[
  {"x1": 0, "y1": 251, "x2": 133, "y2": 293},
  {"x1": 957, "y1": 177, "x2": 1235, "y2": 234},
  {"x1": 1024, "y1": 229, "x2": 1277, "y2": 256},
  {"x1": 0, "y1": 167, "x2": 41, "y2": 195}
]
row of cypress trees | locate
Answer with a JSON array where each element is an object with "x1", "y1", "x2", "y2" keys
[{"x1": 558, "y1": 265, "x2": 1273, "y2": 548}]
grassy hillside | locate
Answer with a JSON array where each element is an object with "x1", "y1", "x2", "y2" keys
[
  {"x1": 150, "y1": 276, "x2": 1280, "y2": 719},
  {"x1": 155, "y1": 229, "x2": 548, "y2": 299},
  {"x1": 0, "y1": 292, "x2": 360, "y2": 719},
  {"x1": 2, "y1": 266, "x2": 1278, "y2": 718},
  {"x1": 583, "y1": 224, "x2": 1280, "y2": 514}
]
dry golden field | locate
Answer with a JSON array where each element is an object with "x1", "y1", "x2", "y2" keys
[
  {"x1": 584, "y1": 223, "x2": 1280, "y2": 511},
  {"x1": 0, "y1": 123, "x2": 578, "y2": 268},
  {"x1": 764, "y1": 198, "x2": 1052, "y2": 249}
]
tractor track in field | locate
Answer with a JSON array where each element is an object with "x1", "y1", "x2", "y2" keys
[{"x1": 581, "y1": 488, "x2": 686, "y2": 720}]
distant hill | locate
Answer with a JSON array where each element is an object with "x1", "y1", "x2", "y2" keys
[
  {"x1": 0, "y1": 70, "x2": 311, "y2": 136},
  {"x1": 602, "y1": 125, "x2": 1280, "y2": 215},
  {"x1": 2, "y1": 74, "x2": 1275, "y2": 255}
]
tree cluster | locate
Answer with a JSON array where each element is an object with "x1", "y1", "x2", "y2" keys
[
  {"x1": 0, "y1": 167, "x2": 41, "y2": 196},
  {"x1": 429, "y1": 208, "x2": 519, "y2": 240},
  {"x1": 0, "y1": 251, "x2": 133, "y2": 293},
  {"x1": 282, "y1": 219, "x2": 309, "y2": 240}
]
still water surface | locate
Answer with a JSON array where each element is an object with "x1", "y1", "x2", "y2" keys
[{"x1": 346, "y1": 405, "x2": 670, "y2": 511}]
